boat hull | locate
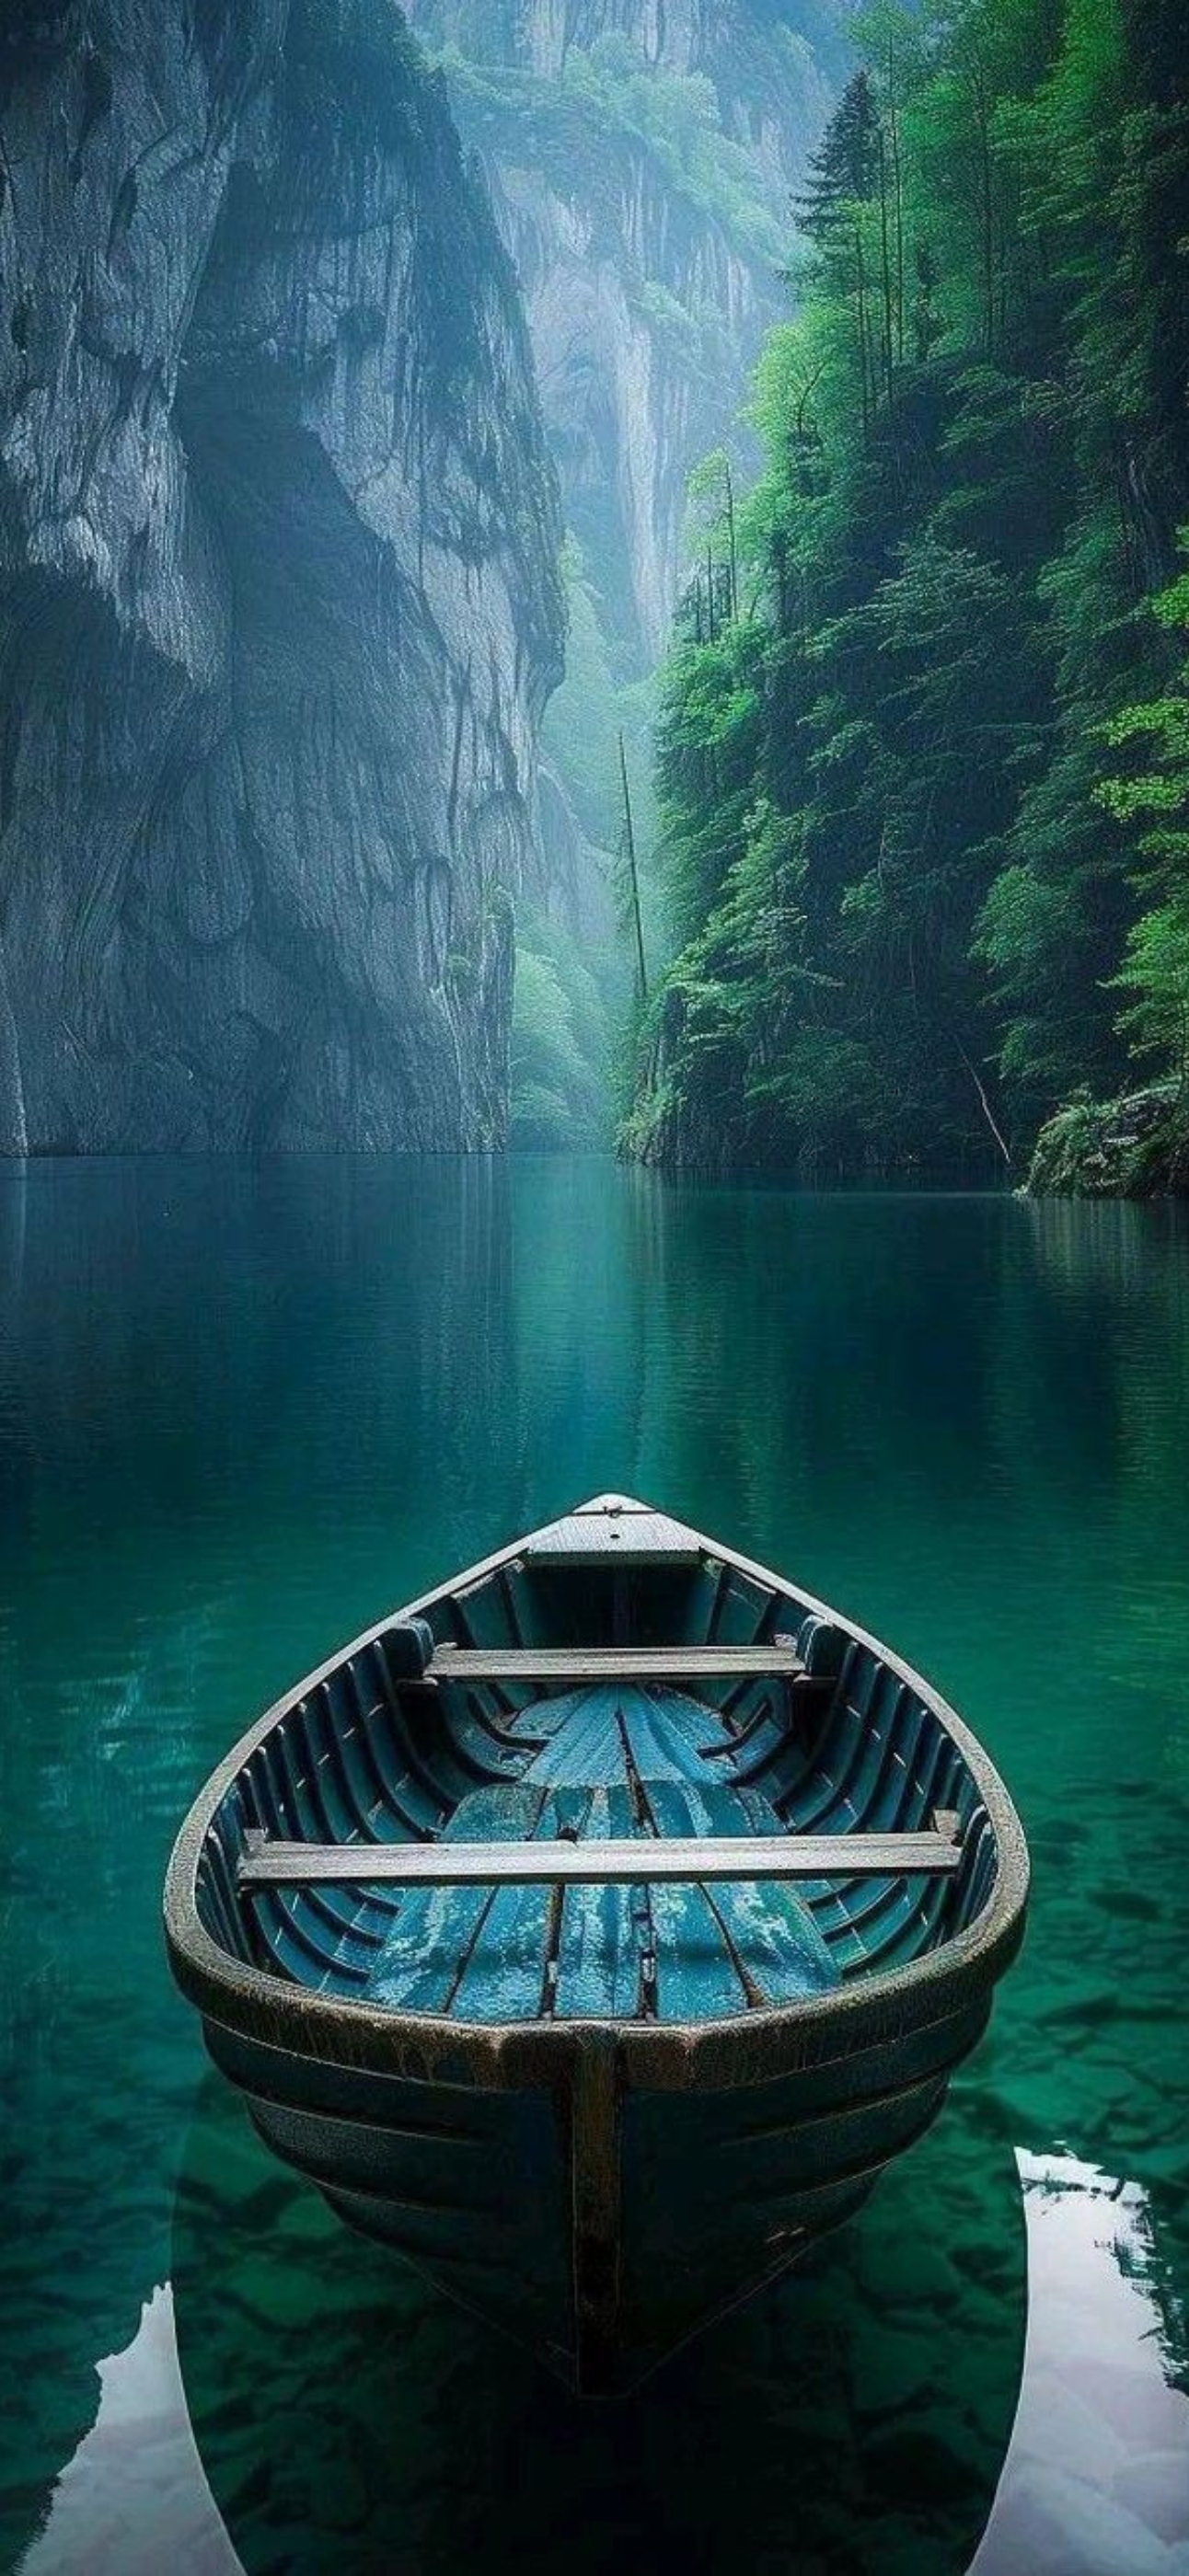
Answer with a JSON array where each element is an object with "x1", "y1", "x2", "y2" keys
[{"x1": 198, "y1": 1968, "x2": 1002, "y2": 2393}]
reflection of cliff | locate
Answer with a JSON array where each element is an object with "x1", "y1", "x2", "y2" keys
[
  {"x1": 970, "y1": 2155, "x2": 1189, "y2": 2573},
  {"x1": 0, "y1": 1, "x2": 562, "y2": 1154},
  {"x1": 19, "y1": 2287, "x2": 237, "y2": 2576},
  {"x1": 1, "y1": 1158, "x2": 520, "y2": 1616}
]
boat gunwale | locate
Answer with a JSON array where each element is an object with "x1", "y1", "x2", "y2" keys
[{"x1": 163, "y1": 1503, "x2": 1030, "y2": 2092}]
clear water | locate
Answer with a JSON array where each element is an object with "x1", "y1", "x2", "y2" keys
[{"x1": 2, "y1": 1155, "x2": 1187, "y2": 2576}]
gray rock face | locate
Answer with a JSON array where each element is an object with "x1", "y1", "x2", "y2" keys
[
  {"x1": 406, "y1": 0, "x2": 842, "y2": 1046},
  {"x1": 409, "y1": 0, "x2": 846, "y2": 660},
  {"x1": 0, "y1": 0, "x2": 563, "y2": 1153}
]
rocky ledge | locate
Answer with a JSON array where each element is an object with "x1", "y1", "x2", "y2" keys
[{"x1": 1026, "y1": 1087, "x2": 1189, "y2": 1200}]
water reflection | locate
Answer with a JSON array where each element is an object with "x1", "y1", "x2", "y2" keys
[
  {"x1": 24, "y1": 2133, "x2": 1189, "y2": 2576},
  {"x1": 17, "y1": 2289, "x2": 235, "y2": 2576},
  {"x1": 972, "y1": 2155, "x2": 1189, "y2": 2575},
  {"x1": 167, "y1": 2077, "x2": 1025, "y2": 2576},
  {"x1": 4, "y1": 1157, "x2": 1189, "y2": 2570}
]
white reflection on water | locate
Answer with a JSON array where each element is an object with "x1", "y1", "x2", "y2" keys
[
  {"x1": 18, "y1": 2285, "x2": 238, "y2": 2576},
  {"x1": 971, "y1": 2151, "x2": 1189, "y2": 2575}
]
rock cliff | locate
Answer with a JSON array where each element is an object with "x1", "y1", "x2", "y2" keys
[
  {"x1": 404, "y1": 0, "x2": 845, "y2": 1151},
  {"x1": 408, "y1": 0, "x2": 847, "y2": 661},
  {"x1": 0, "y1": 0, "x2": 563, "y2": 1153}
]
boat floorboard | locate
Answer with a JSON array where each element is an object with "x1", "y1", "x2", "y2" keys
[{"x1": 359, "y1": 1685, "x2": 841, "y2": 2027}]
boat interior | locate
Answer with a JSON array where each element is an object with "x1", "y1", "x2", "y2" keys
[{"x1": 195, "y1": 1504, "x2": 1000, "y2": 2028}]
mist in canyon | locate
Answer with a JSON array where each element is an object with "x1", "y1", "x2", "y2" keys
[{"x1": 0, "y1": 0, "x2": 841, "y2": 1156}]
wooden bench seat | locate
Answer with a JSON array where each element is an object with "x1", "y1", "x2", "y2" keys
[
  {"x1": 239, "y1": 1817, "x2": 963, "y2": 1890},
  {"x1": 428, "y1": 1643, "x2": 805, "y2": 1685}
]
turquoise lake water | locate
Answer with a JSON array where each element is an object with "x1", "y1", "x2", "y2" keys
[{"x1": 2, "y1": 1154, "x2": 1188, "y2": 2574}]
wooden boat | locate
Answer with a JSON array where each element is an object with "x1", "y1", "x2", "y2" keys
[{"x1": 164, "y1": 1494, "x2": 1028, "y2": 2395}]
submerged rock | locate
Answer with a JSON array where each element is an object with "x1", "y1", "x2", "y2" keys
[{"x1": 0, "y1": 0, "x2": 564, "y2": 1153}]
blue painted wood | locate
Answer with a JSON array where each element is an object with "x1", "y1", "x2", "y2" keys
[
  {"x1": 343, "y1": 1683, "x2": 848, "y2": 2027},
  {"x1": 552, "y1": 1788, "x2": 641, "y2": 2019},
  {"x1": 232, "y1": 1639, "x2": 984, "y2": 2010}
]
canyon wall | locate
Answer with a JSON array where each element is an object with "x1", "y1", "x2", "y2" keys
[
  {"x1": 0, "y1": 0, "x2": 563, "y2": 1153},
  {"x1": 405, "y1": 0, "x2": 845, "y2": 1147},
  {"x1": 409, "y1": 0, "x2": 847, "y2": 663}
]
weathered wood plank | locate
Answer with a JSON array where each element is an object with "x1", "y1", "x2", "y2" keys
[
  {"x1": 525, "y1": 1502, "x2": 703, "y2": 1564},
  {"x1": 239, "y1": 1825, "x2": 963, "y2": 1890},
  {"x1": 430, "y1": 1644, "x2": 804, "y2": 1683}
]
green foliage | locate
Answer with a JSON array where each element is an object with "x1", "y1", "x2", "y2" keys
[
  {"x1": 540, "y1": 541, "x2": 627, "y2": 851},
  {"x1": 629, "y1": 0, "x2": 1189, "y2": 1185},
  {"x1": 527, "y1": 543, "x2": 667, "y2": 1148},
  {"x1": 540, "y1": 542, "x2": 658, "y2": 875},
  {"x1": 795, "y1": 68, "x2": 882, "y2": 236},
  {"x1": 430, "y1": 32, "x2": 782, "y2": 272},
  {"x1": 510, "y1": 934, "x2": 609, "y2": 1151},
  {"x1": 1098, "y1": 558, "x2": 1189, "y2": 1083},
  {"x1": 1026, "y1": 1082, "x2": 1183, "y2": 1194}
]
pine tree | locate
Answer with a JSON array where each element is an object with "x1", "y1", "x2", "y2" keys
[{"x1": 794, "y1": 71, "x2": 881, "y2": 240}]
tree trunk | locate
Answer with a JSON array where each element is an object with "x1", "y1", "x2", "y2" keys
[
  {"x1": 972, "y1": 57, "x2": 996, "y2": 357},
  {"x1": 618, "y1": 732, "x2": 649, "y2": 1002},
  {"x1": 888, "y1": 45, "x2": 905, "y2": 362},
  {"x1": 855, "y1": 221, "x2": 872, "y2": 440},
  {"x1": 878, "y1": 126, "x2": 895, "y2": 409},
  {"x1": 724, "y1": 458, "x2": 739, "y2": 621}
]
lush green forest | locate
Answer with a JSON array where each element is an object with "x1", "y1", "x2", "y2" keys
[
  {"x1": 510, "y1": 541, "x2": 659, "y2": 1152},
  {"x1": 625, "y1": 0, "x2": 1189, "y2": 1189}
]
